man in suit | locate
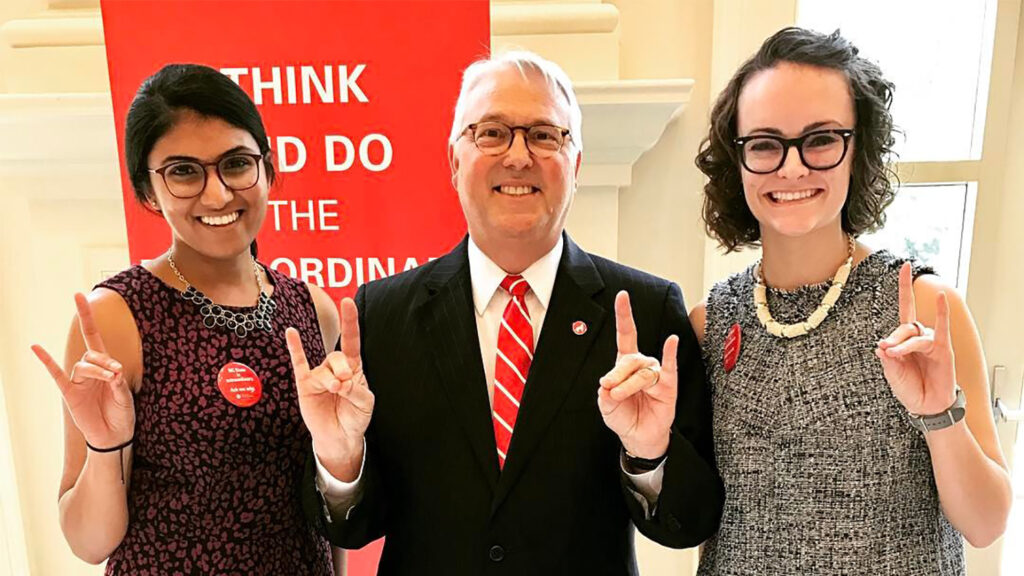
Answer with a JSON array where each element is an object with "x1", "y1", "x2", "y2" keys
[{"x1": 286, "y1": 51, "x2": 723, "y2": 575}]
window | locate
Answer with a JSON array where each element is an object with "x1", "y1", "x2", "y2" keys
[
  {"x1": 798, "y1": 0, "x2": 997, "y2": 161},
  {"x1": 798, "y1": 0, "x2": 997, "y2": 297},
  {"x1": 860, "y1": 183, "x2": 976, "y2": 291}
]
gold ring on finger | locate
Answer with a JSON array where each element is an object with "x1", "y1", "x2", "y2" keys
[
  {"x1": 911, "y1": 321, "x2": 926, "y2": 337},
  {"x1": 641, "y1": 366, "x2": 660, "y2": 385}
]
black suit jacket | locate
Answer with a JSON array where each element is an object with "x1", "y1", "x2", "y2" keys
[{"x1": 302, "y1": 234, "x2": 723, "y2": 575}]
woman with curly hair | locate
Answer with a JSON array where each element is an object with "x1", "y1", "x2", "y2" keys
[
  {"x1": 608, "y1": 27, "x2": 1010, "y2": 574},
  {"x1": 690, "y1": 27, "x2": 1011, "y2": 575}
]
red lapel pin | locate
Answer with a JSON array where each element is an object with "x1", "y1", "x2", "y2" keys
[
  {"x1": 723, "y1": 323, "x2": 742, "y2": 373},
  {"x1": 572, "y1": 320, "x2": 587, "y2": 335}
]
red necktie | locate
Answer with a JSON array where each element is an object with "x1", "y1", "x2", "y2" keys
[{"x1": 493, "y1": 274, "x2": 533, "y2": 469}]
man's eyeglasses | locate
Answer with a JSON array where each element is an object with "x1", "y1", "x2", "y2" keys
[
  {"x1": 462, "y1": 121, "x2": 571, "y2": 158},
  {"x1": 148, "y1": 152, "x2": 264, "y2": 199},
  {"x1": 733, "y1": 129, "x2": 855, "y2": 174}
]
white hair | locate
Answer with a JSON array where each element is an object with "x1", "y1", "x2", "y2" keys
[{"x1": 448, "y1": 50, "x2": 583, "y2": 153}]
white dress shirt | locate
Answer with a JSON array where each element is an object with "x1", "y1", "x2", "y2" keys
[{"x1": 315, "y1": 236, "x2": 664, "y2": 517}]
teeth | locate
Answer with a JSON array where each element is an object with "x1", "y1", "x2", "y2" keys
[
  {"x1": 770, "y1": 189, "x2": 819, "y2": 203},
  {"x1": 497, "y1": 185, "x2": 534, "y2": 196},
  {"x1": 199, "y1": 211, "x2": 241, "y2": 226}
]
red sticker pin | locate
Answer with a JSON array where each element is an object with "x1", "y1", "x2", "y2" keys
[
  {"x1": 723, "y1": 323, "x2": 742, "y2": 373},
  {"x1": 217, "y1": 362, "x2": 263, "y2": 407},
  {"x1": 572, "y1": 320, "x2": 588, "y2": 335}
]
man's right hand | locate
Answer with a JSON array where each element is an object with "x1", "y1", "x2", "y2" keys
[{"x1": 287, "y1": 297, "x2": 374, "y2": 482}]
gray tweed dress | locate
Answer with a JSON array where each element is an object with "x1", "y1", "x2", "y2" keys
[{"x1": 698, "y1": 250, "x2": 964, "y2": 576}]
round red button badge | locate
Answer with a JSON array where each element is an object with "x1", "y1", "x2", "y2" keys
[{"x1": 217, "y1": 362, "x2": 263, "y2": 407}]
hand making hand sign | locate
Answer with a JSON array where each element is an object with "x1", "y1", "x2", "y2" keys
[
  {"x1": 287, "y1": 297, "x2": 374, "y2": 482},
  {"x1": 32, "y1": 293, "x2": 135, "y2": 451},
  {"x1": 598, "y1": 290, "x2": 679, "y2": 460},
  {"x1": 875, "y1": 262, "x2": 958, "y2": 416}
]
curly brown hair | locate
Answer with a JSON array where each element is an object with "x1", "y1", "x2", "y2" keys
[{"x1": 696, "y1": 27, "x2": 898, "y2": 252}]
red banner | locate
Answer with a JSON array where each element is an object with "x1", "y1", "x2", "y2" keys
[
  {"x1": 101, "y1": 1, "x2": 489, "y2": 573},
  {"x1": 101, "y1": 0, "x2": 489, "y2": 303}
]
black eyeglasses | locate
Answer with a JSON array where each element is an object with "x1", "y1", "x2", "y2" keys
[
  {"x1": 462, "y1": 121, "x2": 572, "y2": 158},
  {"x1": 733, "y1": 129, "x2": 855, "y2": 174},
  {"x1": 148, "y1": 152, "x2": 264, "y2": 199}
]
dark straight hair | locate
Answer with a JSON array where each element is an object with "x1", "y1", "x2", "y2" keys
[{"x1": 124, "y1": 63, "x2": 275, "y2": 256}]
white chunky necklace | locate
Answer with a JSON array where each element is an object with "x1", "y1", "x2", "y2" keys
[{"x1": 754, "y1": 236, "x2": 855, "y2": 338}]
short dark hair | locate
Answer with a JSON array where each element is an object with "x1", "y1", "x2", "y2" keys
[
  {"x1": 696, "y1": 27, "x2": 898, "y2": 252},
  {"x1": 124, "y1": 63, "x2": 275, "y2": 205}
]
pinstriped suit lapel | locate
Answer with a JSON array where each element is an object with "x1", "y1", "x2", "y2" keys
[{"x1": 420, "y1": 238, "x2": 501, "y2": 490}]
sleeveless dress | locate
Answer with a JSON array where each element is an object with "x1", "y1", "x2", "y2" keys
[
  {"x1": 97, "y1": 265, "x2": 333, "y2": 576},
  {"x1": 698, "y1": 250, "x2": 964, "y2": 575}
]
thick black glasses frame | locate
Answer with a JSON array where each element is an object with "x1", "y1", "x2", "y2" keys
[{"x1": 733, "y1": 129, "x2": 855, "y2": 174}]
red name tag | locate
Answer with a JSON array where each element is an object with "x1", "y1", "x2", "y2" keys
[{"x1": 217, "y1": 362, "x2": 263, "y2": 408}]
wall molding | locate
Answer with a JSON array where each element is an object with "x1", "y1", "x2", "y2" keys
[
  {"x1": 492, "y1": 2, "x2": 619, "y2": 36},
  {"x1": 0, "y1": 8, "x2": 102, "y2": 49}
]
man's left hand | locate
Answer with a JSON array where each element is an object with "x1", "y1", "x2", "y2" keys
[{"x1": 598, "y1": 290, "x2": 678, "y2": 459}]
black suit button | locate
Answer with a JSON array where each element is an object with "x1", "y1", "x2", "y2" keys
[{"x1": 488, "y1": 545, "x2": 505, "y2": 562}]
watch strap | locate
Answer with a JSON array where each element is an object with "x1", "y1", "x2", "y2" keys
[
  {"x1": 623, "y1": 450, "x2": 667, "y2": 472},
  {"x1": 907, "y1": 387, "x2": 966, "y2": 433}
]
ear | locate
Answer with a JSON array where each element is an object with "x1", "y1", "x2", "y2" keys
[
  {"x1": 143, "y1": 193, "x2": 162, "y2": 214},
  {"x1": 448, "y1": 144, "x2": 460, "y2": 189},
  {"x1": 264, "y1": 149, "x2": 276, "y2": 173},
  {"x1": 572, "y1": 149, "x2": 582, "y2": 187},
  {"x1": 263, "y1": 149, "x2": 277, "y2": 189}
]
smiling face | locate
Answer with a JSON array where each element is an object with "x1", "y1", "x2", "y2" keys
[
  {"x1": 736, "y1": 62, "x2": 856, "y2": 241},
  {"x1": 146, "y1": 110, "x2": 269, "y2": 261},
  {"x1": 450, "y1": 64, "x2": 581, "y2": 257}
]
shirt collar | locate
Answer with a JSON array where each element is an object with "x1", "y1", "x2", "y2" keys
[{"x1": 467, "y1": 235, "x2": 564, "y2": 316}]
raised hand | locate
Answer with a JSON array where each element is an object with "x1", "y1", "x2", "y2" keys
[
  {"x1": 287, "y1": 297, "x2": 374, "y2": 481},
  {"x1": 876, "y1": 262, "x2": 957, "y2": 415},
  {"x1": 598, "y1": 291, "x2": 679, "y2": 459},
  {"x1": 32, "y1": 293, "x2": 135, "y2": 449}
]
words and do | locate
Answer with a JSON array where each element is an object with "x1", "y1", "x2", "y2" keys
[{"x1": 270, "y1": 134, "x2": 392, "y2": 174}]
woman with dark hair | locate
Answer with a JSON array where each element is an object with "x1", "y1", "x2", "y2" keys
[
  {"x1": 31, "y1": 64, "x2": 337, "y2": 574},
  {"x1": 607, "y1": 27, "x2": 1010, "y2": 574},
  {"x1": 691, "y1": 27, "x2": 1012, "y2": 575}
]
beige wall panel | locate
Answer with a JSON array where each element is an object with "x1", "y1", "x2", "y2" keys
[
  {"x1": 492, "y1": 32, "x2": 620, "y2": 81},
  {"x1": 613, "y1": 0, "x2": 713, "y2": 309},
  {"x1": 2, "y1": 45, "x2": 107, "y2": 93},
  {"x1": 0, "y1": 0, "x2": 46, "y2": 91},
  {"x1": 965, "y1": 1, "x2": 1024, "y2": 574},
  {"x1": 1, "y1": 197, "x2": 127, "y2": 575},
  {"x1": 566, "y1": 184, "x2": 619, "y2": 259}
]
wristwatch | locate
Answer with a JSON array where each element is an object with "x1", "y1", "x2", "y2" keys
[
  {"x1": 907, "y1": 387, "x2": 966, "y2": 433},
  {"x1": 623, "y1": 449, "x2": 667, "y2": 472}
]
